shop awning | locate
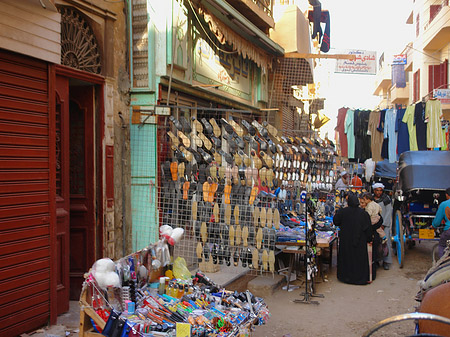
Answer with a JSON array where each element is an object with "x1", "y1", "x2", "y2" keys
[{"x1": 196, "y1": 0, "x2": 284, "y2": 70}]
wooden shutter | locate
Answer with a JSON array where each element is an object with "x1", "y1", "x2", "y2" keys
[{"x1": 0, "y1": 49, "x2": 53, "y2": 335}]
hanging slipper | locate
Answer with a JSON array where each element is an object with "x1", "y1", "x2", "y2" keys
[
  {"x1": 249, "y1": 186, "x2": 258, "y2": 205},
  {"x1": 273, "y1": 208, "x2": 280, "y2": 230},
  {"x1": 229, "y1": 118, "x2": 244, "y2": 137},
  {"x1": 234, "y1": 205, "x2": 240, "y2": 226},
  {"x1": 253, "y1": 207, "x2": 260, "y2": 227},
  {"x1": 252, "y1": 247, "x2": 259, "y2": 270},
  {"x1": 196, "y1": 242, "x2": 203, "y2": 262},
  {"x1": 213, "y1": 151, "x2": 222, "y2": 165},
  {"x1": 192, "y1": 117, "x2": 203, "y2": 133},
  {"x1": 220, "y1": 118, "x2": 235, "y2": 135},
  {"x1": 180, "y1": 116, "x2": 192, "y2": 134},
  {"x1": 192, "y1": 133, "x2": 203, "y2": 148},
  {"x1": 260, "y1": 207, "x2": 266, "y2": 228},
  {"x1": 169, "y1": 115, "x2": 183, "y2": 131},
  {"x1": 235, "y1": 225, "x2": 242, "y2": 246},
  {"x1": 199, "y1": 132, "x2": 212, "y2": 151},
  {"x1": 209, "y1": 118, "x2": 221, "y2": 137},
  {"x1": 167, "y1": 130, "x2": 180, "y2": 147},
  {"x1": 201, "y1": 118, "x2": 213, "y2": 135},
  {"x1": 200, "y1": 222, "x2": 208, "y2": 243},
  {"x1": 177, "y1": 130, "x2": 191, "y2": 148},
  {"x1": 256, "y1": 227, "x2": 263, "y2": 249}
]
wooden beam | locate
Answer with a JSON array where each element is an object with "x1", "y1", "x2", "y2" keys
[{"x1": 284, "y1": 52, "x2": 356, "y2": 60}]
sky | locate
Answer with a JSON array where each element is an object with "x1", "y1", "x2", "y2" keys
[{"x1": 307, "y1": 0, "x2": 414, "y2": 140}]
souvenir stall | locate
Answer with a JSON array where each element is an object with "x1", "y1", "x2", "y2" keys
[{"x1": 79, "y1": 227, "x2": 270, "y2": 336}]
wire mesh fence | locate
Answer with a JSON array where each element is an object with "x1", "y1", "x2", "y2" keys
[{"x1": 155, "y1": 107, "x2": 281, "y2": 276}]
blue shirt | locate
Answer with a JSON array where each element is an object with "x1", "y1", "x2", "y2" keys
[
  {"x1": 432, "y1": 199, "x2": 450, "y2": 231},
  {"x1": 384, "y1": 109, "x2": 397, "y2": 163}
]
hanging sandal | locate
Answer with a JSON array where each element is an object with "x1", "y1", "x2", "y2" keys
[
  {"x1": 209, "y1": 118, "x2": 221, "y2": 137},
  {"x1": 170, "y1": 162, "x2": 178, "y2": 181},
  {"x1": 273, "y1": 208, "x2": 280, "y2": 229},
  {"x1": 229, "y1": 118, "x2": 244, "y2": 137},
  {"x1": 182, "y1": 180, "x2": 190, "y2": 200},
  {"x1": 202, "y1": 181, "x2": 210, "y2": 202},
  {"x1": 256, "y1": 227, "x2": 263, "y2": 249},
  {"x1": 252, "y1": 247, "x2": 259, "y2": 270},
  {"x1": 260, "y1": 207, "x2": 266, "y2": 227},
  {"x1": 249, "y1": 186, "x2": 258, "y2": 205},
  {"x1": 193, "y1": 118, "x2": 203, "y2": 133},
  {"x1": 200, "y1": 222, "x2": 208, "y2": 243},
  {"x1": 235, "y1": 225, "x2": 242, "y2": 246},
  {"x1": 262, "y1": 249, "x2": 269, "y2": 271},
  {"x1": 253, "y1": 207, "x2": 260, "y2": 227},
  {"x1": 234, "y1": 205, "x2": 240, "y2": 226},
  {"x1": 224, "y1": 183, "x2": 232, "y2": 205}
]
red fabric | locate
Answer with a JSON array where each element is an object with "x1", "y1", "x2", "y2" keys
[{"x1": 336, "y1": 107, "x2": 348, "y2": 157}]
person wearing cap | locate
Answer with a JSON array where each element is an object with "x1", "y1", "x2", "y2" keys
[
  {"x1": 431, "y1": 187, "x2": 450, "y2": 258},
  {"x1": 373, "y1": 183, "x2": 393, "y2": 270},
  {"x1": 335, "y1": 171, "x2": 349, "y2": 191}
]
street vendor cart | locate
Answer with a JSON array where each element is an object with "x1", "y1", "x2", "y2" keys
[{"x1": 392, "y1": 151, "x2": 450, "y2": 267}]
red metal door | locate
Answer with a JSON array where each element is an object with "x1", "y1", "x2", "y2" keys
[
  {"x1": 69, "y1": 86, "x2": 95, "y2": 300},
  {"x1": 55, "y1": 75, "x2": 70, "y2": 313},
  {"x1": 0, "y1": 50, "x2": 54, "y2": 335}
]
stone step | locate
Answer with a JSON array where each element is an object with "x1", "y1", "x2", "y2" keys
[{"x1": 247, "y1": 274, "x2": 285, "y2": 297}]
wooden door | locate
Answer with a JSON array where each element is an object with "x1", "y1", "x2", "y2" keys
[
  {"x1": 55, "y1": 75, "x2": 70, "y2": 313},
  {"x1": 69, "y1": 86, "x2": 95, "y2": 300}
]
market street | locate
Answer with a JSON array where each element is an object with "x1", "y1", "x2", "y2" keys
[{"x1": 253, "y1": 241, "x2": 434, "y2": 337}]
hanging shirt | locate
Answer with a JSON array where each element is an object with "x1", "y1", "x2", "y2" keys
[
  {"x1": 425, "y1": 99, "x2": 444, "y2": 149},
  {"x1": 354, "y1": 110, "x2": 371, "y2": 162},
  {"x1": 414, "y1": 102, "x2": 427, "y2": 150},
  {"x1": 364, "y1": 158, "x2": 375, "y2": 181},
  {"x1": 368, "y1": 110, "x2": 383, "y2": 162},
  {"x1": 345, "y1": 109, "x2": 355, "y2": 159},
  {"x1": 442, "y1": 124, "x2": 449, "y2": 150},
  {"x1": 395, "y1": 108, "x2": 409, "y2": 157},
  {"x1": 336, "y1": 108, "x2": 348, "y2": 157},
  {"x1": 384, "y1": 109, "x2": 397, "y2": 163},
  {"x1": 402, "y1": 105, "x2": 418, "y2": 151}
]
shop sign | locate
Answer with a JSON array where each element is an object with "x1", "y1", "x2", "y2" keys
[
  {"x1": 392, "y1": 54, "x2": 407, "y2": 65},
  {"x1": 335, "y1": 50, "x2": 377, "y2": 75},
  {"x1": 193, "y1": 38, "x2": 251, "y2": 101},
  {"x1": 433, "y1": 88, "x2": 450, "y2": 104}
]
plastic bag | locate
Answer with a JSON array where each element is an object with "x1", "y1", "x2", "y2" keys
[{"x1": 173, "y1": 257, "x2": 191, "y2": 280}]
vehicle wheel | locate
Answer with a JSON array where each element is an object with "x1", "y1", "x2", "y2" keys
[
  {"x1": 394, "y1": 210, "x2": 405, "y2": 268},
  {"x1": 432, "y1": 243, "x2": 440, "y2": 265}
]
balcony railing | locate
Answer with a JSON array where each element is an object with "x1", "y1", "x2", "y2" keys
[{"x1": 252, "y1": 0, "x2": 273, "y2": 18}]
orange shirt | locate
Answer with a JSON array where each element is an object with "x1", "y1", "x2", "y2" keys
[{"x1": 351, "y1": 176, "x2": 363, "y2": 189}]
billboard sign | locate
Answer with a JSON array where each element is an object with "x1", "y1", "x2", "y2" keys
[
  {"x1": 335, "y1": 50, "x2": 377, "y2": 75},
  {"x1": 433, "y1": 88, "x2": 450, "y2": 104}
]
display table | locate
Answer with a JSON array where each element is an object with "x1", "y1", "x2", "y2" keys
[{"x1": 276, "y1": 237, "x2": 337, "y2": 290}]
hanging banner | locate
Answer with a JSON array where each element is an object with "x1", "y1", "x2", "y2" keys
[{"x1": 335, "y1": 50, "x2": 377, "y2": 75}]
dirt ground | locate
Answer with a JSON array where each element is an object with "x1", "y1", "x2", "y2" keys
[{"x1": 244, "y1": 240, "x2": 435, "y2": 337}]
